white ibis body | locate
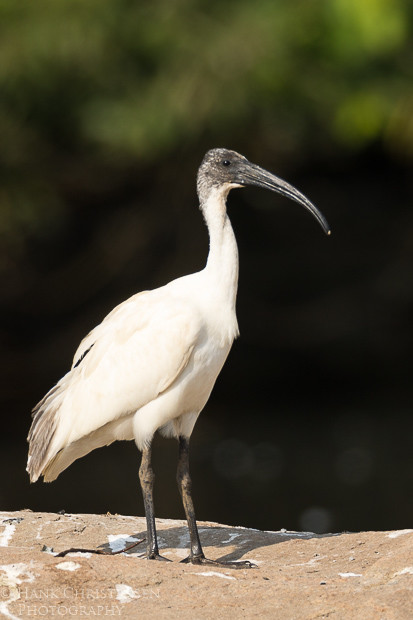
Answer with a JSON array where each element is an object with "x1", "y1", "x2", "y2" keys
[{"x1": 27, "y1": 148, "x2": 330, "y2": 567}]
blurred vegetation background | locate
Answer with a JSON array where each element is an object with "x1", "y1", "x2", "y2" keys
[{"x1": 1, "y1": 0, "x2": 412, "y2": 535}]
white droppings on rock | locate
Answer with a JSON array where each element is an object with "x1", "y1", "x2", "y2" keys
[
  {"x1": 0, "y1": 563, "x2": 35, "y2": 620},
  {"x1": 387, "y1": 530, "x2": 413, "y2": 539},
  {"x1": 66, "y1": 551, "x2": 92, "y2": 558},
  {"x1": 0, "y1": 562, "x2": 35, "y2": 585},
  {"x1": 339, "y1": 572, "x2": 362, "y2": 578},
  {"x1": 107, "y1": 534, "x2": 139, "y2": 553},
  {"x1": 55, "y1": 561, "x2": 81, "y2": 571},
  {"x1": 292, "y1": 555, "x2": 326, "y2": 568},
  {"x1": 221, "y1": 532, "x2": 241, "y2": 544},
  {"x1": 195, "y1": 571, "x2": 236, "y2": 580},
  {"x1": 395, "y1": 567, "x2": 413, "y2": 576},
  {"x1": 266, "y1": 529, "x2": 313, "y2": 538},
  {"x1": 0, "y1": 523, "x2": 16, "y2": 547},
  {"x1": 116, "y1": 583, "x2": 139, "y2": 603},
  {"x1": 35, "y1": 520, "x2": 51, "y2": 540}
]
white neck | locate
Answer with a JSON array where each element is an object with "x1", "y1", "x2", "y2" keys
[{"x1": 201, "y1": 187, "x2": 239, "y2": 312}]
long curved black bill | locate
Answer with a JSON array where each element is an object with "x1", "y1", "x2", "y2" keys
[{"x1": 236, "y1": 162, "x2": 331, "y2": 235}]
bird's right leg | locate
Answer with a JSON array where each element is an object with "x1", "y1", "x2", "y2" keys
[
  {"x1": 139, "y1": 442, "x2": 170, "y2": 561},
  {"x1": 176, "y1": 436, "x2": 255, "y2": 569}
]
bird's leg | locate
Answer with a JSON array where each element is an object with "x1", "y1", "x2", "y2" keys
[
  {"x1": 177, "y1": 436, "x2": 255, "y2": 569},
  {"x1": 176, "y1": 436, "x2": 204, "y2": 561},
  {"x1": 139, "y1": 442, "x2": 170, "y2": 561}
]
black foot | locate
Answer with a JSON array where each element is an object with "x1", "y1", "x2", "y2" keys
[
  {"x1": 181, "y1": 555, "x2": 256, "y2": 569},
  {"x1": 145, "y1": 552, "x2": 172, "y2": 562}
]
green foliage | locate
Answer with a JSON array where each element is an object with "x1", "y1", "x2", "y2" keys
[{"x1": 0, "y1": 0, "x2": 411, "y2": 269}]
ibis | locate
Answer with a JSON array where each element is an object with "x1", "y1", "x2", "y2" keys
[{"x1": 27, "y1": 148, "x2": 330, "y2": 568}]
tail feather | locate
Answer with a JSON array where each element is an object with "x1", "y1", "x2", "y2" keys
[
  {"x1": 27, "y1": 383, "x2": 63, "y2": 482},
  {"x1": 28, "y1": 378, "x2": 135, "y2": 482},
  {"x1": 42, "y1": 415, "x2": 134, "y2": 482}
]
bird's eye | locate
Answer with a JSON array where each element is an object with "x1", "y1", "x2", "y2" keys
[{"x1": 222, "y1": 160, "x2": 231, "y2": 167}]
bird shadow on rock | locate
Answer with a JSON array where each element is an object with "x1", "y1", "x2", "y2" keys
[{"x1": 94, "y1": 524, "x2": 340, "y2": 564}]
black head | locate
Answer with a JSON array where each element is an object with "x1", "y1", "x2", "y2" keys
[
  {"x1": 197, "y1": 148, "x2": 249, "y2": 194},
  {"x1": 197, "y1": 148, "x2": 330, "y2": 235}
]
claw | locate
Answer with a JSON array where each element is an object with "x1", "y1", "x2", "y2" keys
[{"x1": 145, "y1": 552, "x2": 172, "y2": 562}]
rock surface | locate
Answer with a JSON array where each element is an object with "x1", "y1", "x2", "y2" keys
[{"x1": 0, "y1": 510, "x2": 412, "y2": 619}]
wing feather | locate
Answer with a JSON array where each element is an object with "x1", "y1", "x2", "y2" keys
[{"x1": 27, "y1": 283, "x2": 202, "y2": 481}]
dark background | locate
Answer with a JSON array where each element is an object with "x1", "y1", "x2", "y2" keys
[{"x1": 1, "y1": 1, "x2": 412, "y2": 534}]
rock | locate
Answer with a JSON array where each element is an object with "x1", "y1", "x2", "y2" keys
[{"x1": 0, "y1": 510, "x2": 412, "y2": 618}]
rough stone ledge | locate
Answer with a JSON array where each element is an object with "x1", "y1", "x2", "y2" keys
[{"x1": 0, "y1": 510, "x2": 412, "y2": 619}]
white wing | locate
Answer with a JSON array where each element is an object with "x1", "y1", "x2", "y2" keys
[
  {"x1": 27, "y1": 280, "x2": 202, "y2": 481},
  {"x1": 71, "y1": 290, "x2": 149, "y2": 370}
]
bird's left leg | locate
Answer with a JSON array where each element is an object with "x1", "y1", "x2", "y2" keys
[
  {"x1": 176, "y1": 436, "x2": 204, "y2": 562},
  {"x1": 177, "y1": 435, "x2": 255, "y2": 569},
  {"x1": 139, "y1": 442, "x2": 170, "y2": 561}
]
